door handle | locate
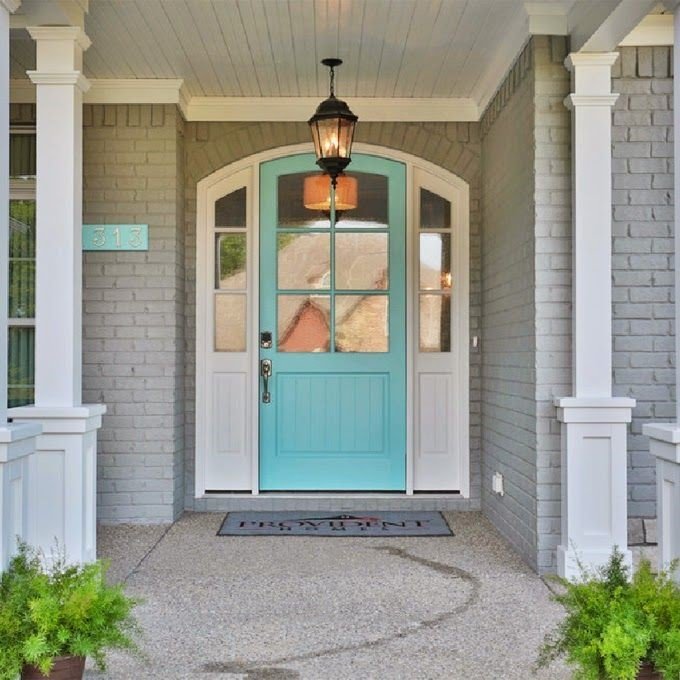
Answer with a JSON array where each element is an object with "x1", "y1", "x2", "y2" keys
[{"x1": 261, "y1": 359, "x2": 272, "y2": 403}]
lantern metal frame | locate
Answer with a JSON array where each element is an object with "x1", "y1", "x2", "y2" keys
[{"x1": 308, "y1": 58, "x2": 358, "y2": 186}]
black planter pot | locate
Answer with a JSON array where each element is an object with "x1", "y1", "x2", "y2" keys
[{"x1": 21, "y1": 656, "x2": 86, "y2": 680}]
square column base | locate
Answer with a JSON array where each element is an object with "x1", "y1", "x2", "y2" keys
[
  {"x1": 0, "y1": 422, "x2": 42, "y2": 568},
  {"x1": 9, "y1": 405, "x2": 106, "y2": 564},
  {"x1": 555, "y1": 397, "x2": 635, "y2": 579},
  {"x1": 642, "y1": 423, "x2": 680, "y2": 580}
]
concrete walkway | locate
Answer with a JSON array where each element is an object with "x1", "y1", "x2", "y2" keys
[{"x1": 89, "y1": 512, "x2": 570, "y2": 679}]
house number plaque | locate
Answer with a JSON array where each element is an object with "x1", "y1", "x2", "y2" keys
[{"x1": 82, "y1": 224, "x2": 149, "y2": 251}]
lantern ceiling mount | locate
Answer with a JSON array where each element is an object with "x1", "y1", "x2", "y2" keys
[{"x1": 308, "y1": 58, "x2": 358, "y2": 186}]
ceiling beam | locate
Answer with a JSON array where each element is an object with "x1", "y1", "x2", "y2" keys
[
  {"x1": 570, "y1": 0, "x2": 659, "y2": 52},
  {"x1": 619, "y1": 13, "x2": 673, "y2": 46},
  {"x1": 524, "y1": 2, "x2": 572, "y2": 36}
]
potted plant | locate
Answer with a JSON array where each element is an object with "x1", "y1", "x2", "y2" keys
[
  {"x1": 537, "y1": 548, "x2": 680, "y2": 679},
  {"x1": 0, "y1": 543, "x2": 140, "y2": 680}
]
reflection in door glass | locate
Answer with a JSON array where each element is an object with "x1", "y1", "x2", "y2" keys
[
  {"x1": 419, "y1": 293, "x2": 451, "y2": 352},
  {"x1": 277, "y1": 233, "x2": 331, "y2": 290},
  {"x1": 335, "y1": 295, "x2": 389, "y2": 352},
  {"x1": 419, "y1": 233, "x2": 451, "y2": 290},
  {"x1": 279, "y1": 173, "x2": 331, "y2": 228},
  {"x1": 279, "y1": 172, "x2": 389, "y2": 229},
  {"x1": 334, "y1": 173, "x2": 388, "y2": 229},
  {"x1": 335, "y1": 232, "x2": 388, "y2": 290},
  {"x1": 215, "y1": 294, "x2": 246, "y2": 351},
  {"x1": 278, "y1": 295, "x2": 331, "y2": 352},
  {"x1": 215, "y1": 234, "x2": 246, "y2": 290}
]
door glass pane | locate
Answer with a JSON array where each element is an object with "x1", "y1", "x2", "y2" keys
[
  {"x1": 10, "y1": 134, "x2": 36, "y2": 179},
  {"x1": 215, "y1": 294, "x2": 246, "y2": 351},
  {"x1": 336, "y1": 295, "x2": 389, "y2": 352},
  {"x1": 279, "y1": 173, "x2": 330, "y2": 229},
  {"x1": 215, "y1": 187, "x2": 246, "y2": 227},
  {"x1": 420, "y1": 188, "x2": 451, "y2": 229},
  {"x1": 335, "y1": 172, "x2": 388, "y2": 229},
  {"x1": 279, "y1": 171, "x2": 389, "y2": 229},
  {"x1": 335, "y1": 232, "x2": 388, "y2": 290},
  {"x1": 419, "y1": 294, "x2": 451, "y2": 352},
  {"x1": 278, "y1": 295, "x2": 330, "y2": 352},
  {"x1": 277, "y1": 233, "x2": 330, "y2": 290},
  {"x1": 8, "y1": 326, "x2": 34, "y2": 408},
  {"x1": 9, "y1": 200, "x2": 36, "y2": 318},
  {"x1": 215, "y1": 234, "x2": 246, "y2": 290},
  {"x1": 419, "y1": 233, "x2": 451, "y2": 291}
]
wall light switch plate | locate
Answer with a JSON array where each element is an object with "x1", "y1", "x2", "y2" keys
[{"x1": 492, "y1": 472, "x2": 504, "y2": 496}]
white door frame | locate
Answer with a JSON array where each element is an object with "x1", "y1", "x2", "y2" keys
[{"x1": 195, "y1": 142, "x2": 470, "y2": 498}]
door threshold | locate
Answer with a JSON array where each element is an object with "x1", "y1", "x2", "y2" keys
[{"x1": 202, "y1": 491, "x2": 461, "y2": 498}]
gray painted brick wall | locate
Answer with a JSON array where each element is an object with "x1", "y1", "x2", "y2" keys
[
  {"x1": 183, "y1": 121, "x2": 483, "y2": 512},
  {"x1": 82, "y1": 104, "x2": 185, "y2": 524},
  {"x1": 533, "y1": 37, "x2": 572, "y2": 572},
  {"x1": 480, "y1": 37, "x2": 571, "y2": 573},
  {"x1": 612, "y1": 46, "x2": 675, "y2": 523},
  {"x1": 481, "y1": 40, "x2": 539, "y2": 571}
]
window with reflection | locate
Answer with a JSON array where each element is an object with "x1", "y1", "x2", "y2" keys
[
  {"x1": 418, "y1": 188, "x2": 452, "y2": 352},
  {"x1": 214, "y1": 187, "x2": 248, "y2": 352},
  {"x1": 277, "y1": 233, "x2": 330, "y2": 290},
  {"x1": 215, "y1": 294, "x2": 246, "y2": 352},
  {"x1": 278, "y1": 295, "x2": 331, "y2": 352},
  {"x1": 336, "y1": 295, "x2": 389, "y2": 352},
  {"x1": 278, "y1": 172, "x2": 388, "y2": 229},
  {"x1": 8, "y1": 130, "x2": 36, "y2": 407},
  {"x1": 276, "y1": 170, "x2": 390, "y2": 353}
]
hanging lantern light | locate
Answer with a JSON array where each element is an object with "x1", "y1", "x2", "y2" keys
[
  {"x1": 303, "y1": 172, "x2": 358, "y2": 219},
  {"x1": 308, "y1": 58, "x2": 358, "y2": 186}
]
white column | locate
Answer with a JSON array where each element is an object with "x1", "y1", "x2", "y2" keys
[
  {"x1": 0, "y1": 0, "x2": 41, "y2": 570},
  {"x1": 643, "y1": 9, "x2": 680, "y2": 580},
  {"x1": 10, "y1": 26, "x2": 105, "y2": 565},
  {"x1": 28, "y1": 26, "x2": 90, "y2": 407},
  {"x1": 555, "y1": 52, "x2": 635, "y2": 579}
]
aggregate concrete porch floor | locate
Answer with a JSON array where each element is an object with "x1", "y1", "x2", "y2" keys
[{"x1": 89, "y1": 512, "x2": 570, "y2": 679}]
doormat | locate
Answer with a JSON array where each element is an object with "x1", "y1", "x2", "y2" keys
[{"x1": 217, "y1": 511, "x2": 453, "y2": 537}]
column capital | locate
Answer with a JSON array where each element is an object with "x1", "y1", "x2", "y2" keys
[
  {"x1": 564, "y1": 93, "x2": 620, "y2": 110},
  {"x1": 0, "y1": 0, "x2": 21, "y2": 13},
  {"x1": 27, "y1": 25, "x2": 91, "y2": 51},
  {"x1": 27, "y1": 70, "x2": 90, "y2": 92},
  {"x1": 565, "y1": 51, "x2": 619, "y2": 97},
  {"x1": 564, "y1": 52, "x2": 620, "y2": 71}
]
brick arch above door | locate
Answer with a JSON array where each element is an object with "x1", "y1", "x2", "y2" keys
[{"x1": 185, "y1": 121, "x2": 480, "y2": 187}]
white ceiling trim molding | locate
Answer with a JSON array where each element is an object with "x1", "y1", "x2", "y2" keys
[
  {"x1": 184, "y1": 96, "x2": 479, "y2": 122},
  {"x1": 10, "y1": 79, "x2": 480, "y2": 121},
  {"x1": 619, "y1": 14, "x2": 673, "y2": 46},
  {"x1": 11, "y1": 78, "x2": 185, "y2": 106}
]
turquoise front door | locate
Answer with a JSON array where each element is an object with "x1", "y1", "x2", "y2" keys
[{"x1": 259, "y1": 153, "x2": 406, "y2": 490}]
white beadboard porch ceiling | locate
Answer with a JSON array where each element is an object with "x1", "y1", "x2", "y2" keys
[
  {"x1": 10, "y1": 0, "x2": 570, "y2": 101},
  {"x1": 9, "y1": 0, "x2": 666, "y2": 120}
]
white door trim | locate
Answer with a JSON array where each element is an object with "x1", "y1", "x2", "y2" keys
[{"x1": 195, "y1": 142, "x2": 470, "y2": 498}]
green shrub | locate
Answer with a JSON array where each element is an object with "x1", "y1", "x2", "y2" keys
[
  {"x1": 0, "y1": 543, "x2": 140, "y2": 679},
  {"x1": 537, "y1": 548, "x2": 680, "y2": 679}
]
